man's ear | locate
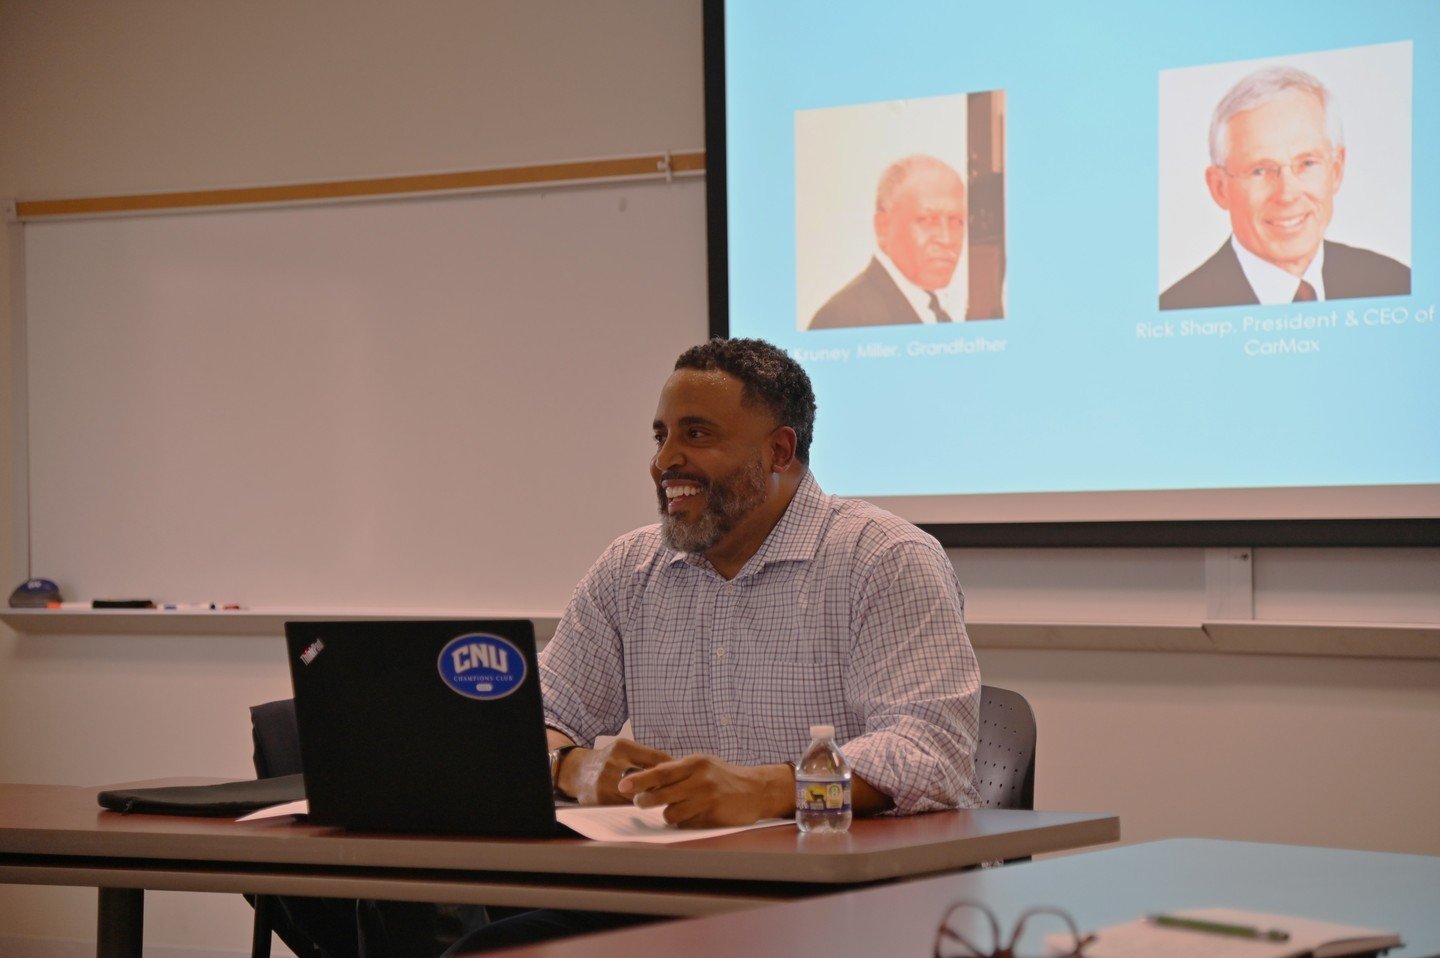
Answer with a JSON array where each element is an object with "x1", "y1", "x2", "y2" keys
[
  {"x1": 1204, "y1": 165, "x2": 1231, "y2": 210},
  {"x1": 873, "y1": 209, "x2": 890, "y2": 255},
  {"x1": 769, "y1": 426, "x2": 798, "y2": 474},
  {"x1": 1331, "y1": 145, "x2": 1346, "y2": 193}
]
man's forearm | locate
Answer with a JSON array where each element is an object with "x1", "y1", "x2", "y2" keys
[
  {"x1": 850, "y1": 772, "x2": 895, "y2": 816},
  {"x1": 546, "y1": 728, "x2": 579, "y2": 799},
  {"x1": 551, "y1": 734, "x2": 894, "y2": 820},
  {"x1": 744, "y1": 763, "x2": 893, "y2": 820}
]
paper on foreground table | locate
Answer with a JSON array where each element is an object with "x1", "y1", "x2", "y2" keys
[
  {"x1": 1048, "y1": 907, "x2": 1401, "y2": 958},
  {"x1": 237, "y1": 799, "x2": 789, "y2": 845}
]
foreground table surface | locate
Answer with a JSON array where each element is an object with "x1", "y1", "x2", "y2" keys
[
  {"x1": 489, "y1": 838, "x2": 1440, "y2": 958},
  {"x1": 0, "y1": 780, "x2": 1119, "y2": 915}
]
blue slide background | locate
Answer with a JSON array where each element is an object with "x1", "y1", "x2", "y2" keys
[{"x1": 725, "y1": 1, "x2": 1438, "y2": 499}]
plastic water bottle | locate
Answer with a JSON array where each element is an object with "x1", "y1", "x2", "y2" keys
[{"x1": 794, "y1": 724, "x2": 852, "y2": 833}]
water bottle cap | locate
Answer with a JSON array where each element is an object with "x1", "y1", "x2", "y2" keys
[{"x1": 809, "y1": 724, "x2": 834, "y2": 739}]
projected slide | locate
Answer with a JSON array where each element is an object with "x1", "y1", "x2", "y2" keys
[{"x1": 720, "y1": 1, "x2": 1437, "y2": 523}]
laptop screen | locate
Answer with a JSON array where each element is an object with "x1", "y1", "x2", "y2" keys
[{"x1": 284, "y1": 619, "x2": 560, "y2": 836}]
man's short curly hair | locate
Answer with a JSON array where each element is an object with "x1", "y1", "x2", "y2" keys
[{"x1": 674, "y1": 338, "x2": 817, "y2": 464}]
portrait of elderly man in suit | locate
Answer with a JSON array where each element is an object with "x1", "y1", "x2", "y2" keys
[
  {"x1": 1161, "y1": 65, "x2": 1410, "y2": 311},
  {"x1": 809, "y1": 154, "x2": 973, "y2": 328}
]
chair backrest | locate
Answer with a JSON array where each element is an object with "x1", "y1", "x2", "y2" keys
[
  {"x1": 250, "y1": 698, "x2": 302, "y2": 779},
  {"x1": 974, "y1": 685, "x2": 1036, "y2": 810}
]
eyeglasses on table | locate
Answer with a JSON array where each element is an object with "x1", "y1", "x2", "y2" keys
[{"x1": 933, "y1": 899, "x2": 1095, "y2": 958}]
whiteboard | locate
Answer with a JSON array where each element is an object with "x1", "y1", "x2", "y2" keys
[{"x1": 23, "y1": 180, "x2": 708, "y2": 611}]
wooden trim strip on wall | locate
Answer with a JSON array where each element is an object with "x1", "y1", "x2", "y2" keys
[{"x1": 13, "y1": 150, "x2": 707, "y2": 220}]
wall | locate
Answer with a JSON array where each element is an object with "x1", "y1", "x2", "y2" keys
[{"x1": 1, "y1": 3, "x2": 1436, "y2": 956}]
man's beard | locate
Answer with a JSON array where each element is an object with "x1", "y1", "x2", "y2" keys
[{"x1": 658, "y1": 453, "x2": 769, "y2": 554}]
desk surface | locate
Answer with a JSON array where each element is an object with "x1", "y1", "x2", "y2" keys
[
  {"x1": 0, "y1": 781, "x2": 1119, "y2": 916},
  {"x1": 494, "y1": 838, "x2": 1440, "y2": 958}
]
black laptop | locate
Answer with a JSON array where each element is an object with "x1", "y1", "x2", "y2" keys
[{"x1": 284, "y1": 619, "x2": 564, "y2": 836}]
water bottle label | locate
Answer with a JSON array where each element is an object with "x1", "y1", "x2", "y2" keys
[{"x1": 796, "y1": 780, "x2": 851, "y2": 814}]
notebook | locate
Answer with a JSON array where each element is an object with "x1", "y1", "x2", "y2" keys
[
  {"x1": 284, "y1": 619, "x2": 565, "y2": 837},
  {"x1": 1054, "y1": 908, "x2": 1401, "y2": 958}
]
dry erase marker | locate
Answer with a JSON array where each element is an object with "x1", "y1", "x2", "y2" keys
[
  {"x1": 160, "y1": 603, "x2": 217, "y2": 611},
  {"x1": 1149, "y1": 914, "x2": 1289, "y2": 942}
]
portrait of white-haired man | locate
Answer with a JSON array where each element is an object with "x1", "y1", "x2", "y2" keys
[
  {"x1": 1160, "y1": 65, "x2": 1410, "y2": 311},
  {"x1": 809, "y1": 154, "x2": 976, "y2": 328}
]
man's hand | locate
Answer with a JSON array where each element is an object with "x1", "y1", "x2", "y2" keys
[
  {"x1": 557, "y1": 739, "x2": 673, "y2": 805},
  {"x1": 617, "y1": 754, "x2": 793, "y2": 828}
]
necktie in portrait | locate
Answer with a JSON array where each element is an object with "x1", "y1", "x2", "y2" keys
[{"x1": 928, "y1": 292, "x2": 954, "y2": 322}]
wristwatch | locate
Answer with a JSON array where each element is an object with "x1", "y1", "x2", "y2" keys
[{"x1": 548, "y1": 744, "x2": 581, "y2": 797}]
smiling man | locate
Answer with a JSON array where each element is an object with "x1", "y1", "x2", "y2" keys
[
  {"x1": 810, "y1": 154, "x2": 972, "y2": 328},
  {"x1": 541, "y1": 337, "x2": 980, "y2": 824},
  {"x1": 1161, "y1": 65, "x2": 1410, "y2": 310},
  {"x1": 444, "y1": 338, "x2": 981, "y2": 953}
]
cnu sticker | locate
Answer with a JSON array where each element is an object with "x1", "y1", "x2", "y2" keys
[{"x1": 437, "y1": 633, "x2": 526, "y2": 701}]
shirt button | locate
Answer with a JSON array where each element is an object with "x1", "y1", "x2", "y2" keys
[
  {"x1": 714, "y1": 647, "x2": 727, "y2": 657},
  {"x1": 719, "y1": 716, "x2": 730, "y2": 726}
]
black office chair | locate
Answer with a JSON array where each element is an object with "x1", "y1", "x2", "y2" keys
[
  {"x1": 250, "y1": 698, "x2": 303, "y2": 782},
  {"x1": 247, "y1": 698, "x2": 352, "y2": 958},
  {"x1": 974, "y1": 685, "x2": 1037, "y2": 811}
]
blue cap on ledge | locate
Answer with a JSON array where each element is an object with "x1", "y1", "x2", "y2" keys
[{"x1": 8, "y1": 578, "x2": 62, "y2": 608}]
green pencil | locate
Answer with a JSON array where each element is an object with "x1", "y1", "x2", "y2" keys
[{"x1": 1149, "y1": 914, "x2": 1291, "y2": 942}]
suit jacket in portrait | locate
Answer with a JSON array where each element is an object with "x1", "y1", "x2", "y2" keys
[
  {"x1": 1160, "y1": 239, "x2": 1411, "y2": 311},
  {"x1": 809, "y1": 257, "x2": 968, "y2": 329}
]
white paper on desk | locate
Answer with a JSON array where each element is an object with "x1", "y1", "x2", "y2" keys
[
  {"x1": 237, "y1": 799, "x2": 309, "y2": 822},
  {"x1": 556, "y1": 804, "x2": 790, "y2": 843}
]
